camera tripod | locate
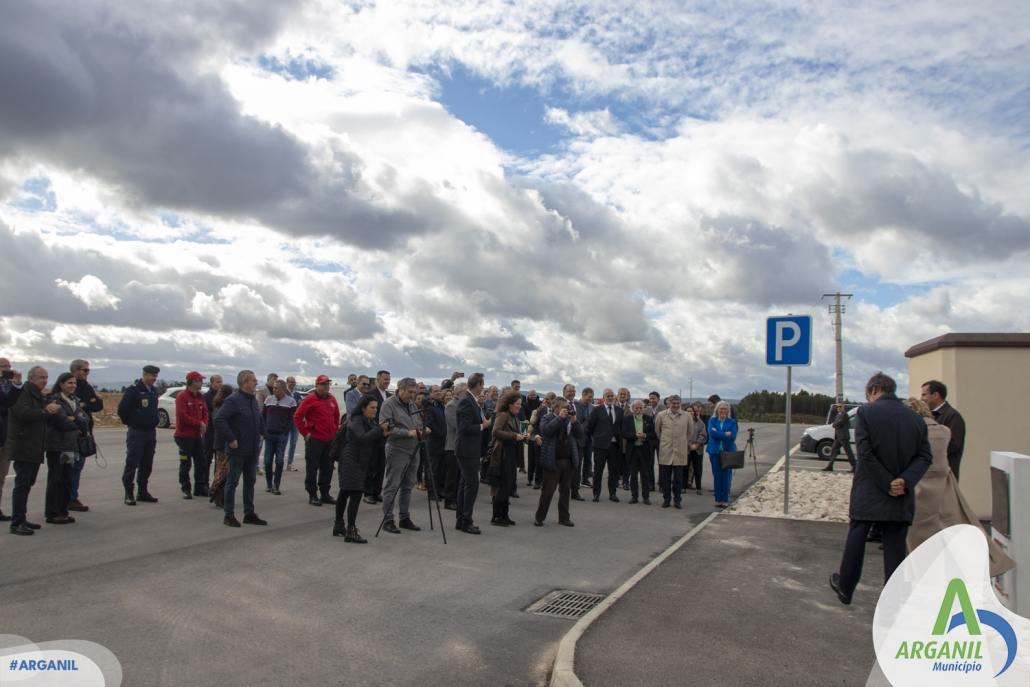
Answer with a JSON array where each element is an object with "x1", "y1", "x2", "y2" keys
[
  {"x1": 746, "y1": 428, "x2": 759, "y2": 479},
  {"x1": 374, "y1": 434, "x2": 447, "y2": 544}
]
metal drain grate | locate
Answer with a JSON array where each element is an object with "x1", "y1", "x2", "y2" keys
[{"x1": 527, "y1": 590, "x2": 606, "y2": 619}]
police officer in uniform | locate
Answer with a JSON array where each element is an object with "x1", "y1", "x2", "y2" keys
[{"x1": 117, "y1": 365, "x2": 161, "y2": 505}]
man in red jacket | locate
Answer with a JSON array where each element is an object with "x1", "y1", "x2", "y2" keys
[
  {"x1": 175, "y1": 371, "x2": 210, "y2": 499},
  {"x1": 294, "y1": 375, "x2": 340, "y2": 506}
]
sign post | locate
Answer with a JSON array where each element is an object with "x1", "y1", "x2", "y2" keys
[{"x1": 766, "y1": 315, "x2": 813, "y2": 514}]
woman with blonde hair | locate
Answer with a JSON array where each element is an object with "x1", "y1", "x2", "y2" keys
[{"x1": 903, "y1": 397, "x2": 1014, "y2": 576}]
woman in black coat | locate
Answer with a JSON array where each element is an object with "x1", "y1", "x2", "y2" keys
[
  {"x1": 488, "y1": 392, "x2": 529, "y2": 527},
  {"x1": 333, "y1": 395, "x2": 388, "y2": 543},
  {"x1": 44, "y1": 372, "x2": 88, "y2": 524}
]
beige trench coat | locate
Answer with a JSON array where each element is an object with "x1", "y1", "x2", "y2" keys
[
  {"x1": 908, "y1": 418, "x2": 1015, "y2": 577},
  {"x1": 654, "y1": 408, "x2": 694, "y2": 466}
]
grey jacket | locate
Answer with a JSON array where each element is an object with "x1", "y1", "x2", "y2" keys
[{"x1": 379, "y1": 394, "x2": 423, "y2": 453}]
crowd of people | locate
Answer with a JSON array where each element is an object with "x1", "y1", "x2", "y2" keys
[{"x1": 0, "y1": 359, "x2": 746, "y2": 539}]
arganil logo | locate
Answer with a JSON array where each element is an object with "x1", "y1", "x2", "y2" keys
[{"x1": 873, "y1": 526, "x2": 1028, "y2": 685}]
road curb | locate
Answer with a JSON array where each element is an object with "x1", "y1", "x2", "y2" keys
[
  {"x1": 549, "y1": 510, "x2": 719, "y2": 687},
  {"x1": 549, "y1": 441, "x2": 801, "y2": 687}
]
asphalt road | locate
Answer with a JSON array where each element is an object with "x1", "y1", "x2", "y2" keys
[{"x1": 0, "y1": 423, "x2": 803, "y2": 686}]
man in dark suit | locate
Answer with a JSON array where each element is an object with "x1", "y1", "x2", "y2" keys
[
  {"x1": 920, "y1": 380, "x2": 966, "y2": 479},
  {"x1": 574, "y1": 388, "x2": 595, "y2": 489},
  {"x1": 364, "y1": 369, "x2": 391, "y2": 504},
  {"x1": 586, "y1": 388, "x2": 623, "y2": 502},
  {"x1": 823, "y1": 403, "x2": 855, "y2": 472},
  {"x1": 622, "y1": 400, "x2": 657, "y2": 504},
  {"x1": 830, "y1": 372, "x2": 933, "y2": 605},
  {"x1": 455, "y1": 372, "x2": 490, "y2": 534}
]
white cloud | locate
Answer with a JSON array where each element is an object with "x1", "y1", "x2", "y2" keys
[{"x1": 55, "y1": 275, "x2": 121, "y2": 310}]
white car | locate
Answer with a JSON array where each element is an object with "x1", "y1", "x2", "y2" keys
[
  {"x1": 799, "y1": 407, "x2": 859, "y2": 460},
  {"x1": 157, "y1": 386, "x2": 208, "y2": 429}
]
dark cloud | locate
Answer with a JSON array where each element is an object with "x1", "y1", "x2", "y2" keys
[{"x1": 0, "y1": 1, "x2": 435, "y2": 249}]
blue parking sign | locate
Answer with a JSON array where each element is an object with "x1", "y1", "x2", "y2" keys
[{"x1": 766, "y1": 316, "x2": 812, "y2": 366}]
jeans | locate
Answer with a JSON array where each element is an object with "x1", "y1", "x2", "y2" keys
[
  {"x1": 224, "y1": 452, "x2": 258, "y2": 517},
  {"x1": 304, "y1": 437, "x2": 334, "y2": 498},
  {"x1": 381, "y1": 443, "x2": 418, "y2": 523},
  {"x1": 44, "y1": 452, "x2": 74, "y2": 518},
  {"x1": 837, "y1": 520, "x2": 909, "y2": 598},
  {"x1": 287, "y1": 426, "x2": 300, "y2": 466},
  {"x1": 658, "y1": 464, "x2": 684, "y2": 505},
  {"x1": 175, "y1": 436, "x2": 206, "y2": 494},
  {"x1": 455, "y1": 456, "x2": 480, "y2": 529},
  {"x1": 263, "y1": 433, "x2": 288, "y2": 489},
  {"x1": 709, "y1": 453, "x2": 733, "y2": 503},
  {"x1": 11, "y1": 460, "x2": 41, "y2": 526},
  {"x1": 70, "y1": 450, "x2": 86, "y2": 501},
  {"x1": 535, "y1": 459, "x2": 574, "y2": 523},
  {"x1": 123, "y1": 427, "x2": 156, "y2": 492},
  {"x1": 625, "y1": 444, "x2": 651, "y2": 500},
  {"x1": 592, "y1": 445, "x2": 622, "y2": 497}
]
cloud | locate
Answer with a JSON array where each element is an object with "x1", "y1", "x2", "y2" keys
[{"x1": 54, "y1": 275, "x2": 120, "y2": 310}]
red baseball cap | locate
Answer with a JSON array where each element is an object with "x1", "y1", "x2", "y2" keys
[
  {"x1": 186, "y1": 371, "x2": 205, "y2": 383},
  {"x1": 315, "y1": 374, "x2": 332, "y2": 385}
]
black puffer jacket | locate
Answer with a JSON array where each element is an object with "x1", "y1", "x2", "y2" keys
[
  {"x1": 45, "y1": 394, "x2": 88, "y2": 453},
  {"x1": 6, "y1": 383, "x2": 49, "y2": 463}
]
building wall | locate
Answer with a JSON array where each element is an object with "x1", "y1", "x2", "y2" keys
[{"x1": 909, "y1": 347, "x2": 1030, "y2": 518}]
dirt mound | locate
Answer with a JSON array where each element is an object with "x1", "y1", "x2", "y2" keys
[{"x1": 93, "y1": 392, "x2": 125, "y2": 428}]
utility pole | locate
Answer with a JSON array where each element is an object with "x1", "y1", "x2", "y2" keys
[
  {"x1": 821, "y1": 292, "x2": 853, "y2": 402},
  {"x1": 688, "y1": 377, "x2": 693, "y2": 402}
]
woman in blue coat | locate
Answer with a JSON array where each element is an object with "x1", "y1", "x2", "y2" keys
[{"x1": 706, "y1": 401, "x2": 738, "y2": 509}]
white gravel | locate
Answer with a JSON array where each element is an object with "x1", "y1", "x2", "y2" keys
[{"x1": 726, "y1": 467, "x2": 852, "y2": 522}]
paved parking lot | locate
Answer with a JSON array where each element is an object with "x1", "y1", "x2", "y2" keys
[{"x1": 0, "y1": 423, "x2": 800, "y2": 686}]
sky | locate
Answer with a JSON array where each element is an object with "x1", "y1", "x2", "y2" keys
[{"x1": 1, "y1": 0, "x2": 1029, "y2": 398}]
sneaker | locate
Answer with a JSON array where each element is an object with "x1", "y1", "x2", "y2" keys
[
  {"x1": 223, "y1": 515, "x2": 241, "y2": 527},
  {"x1": 67, "y1": 500, "x2": 89, "y2": 512},
  {"x1": 382, "y1": 520, "x2": 401, "y2": 534},
  {"x1": 243, "y1": 513, "x2": 268, "y2": 526},
  {"x1": 320, "y1": 494, "x2": 337, "y2": 505},
  {"x1": 9, "y1": 523, "x2": 34, "y2": 536}
]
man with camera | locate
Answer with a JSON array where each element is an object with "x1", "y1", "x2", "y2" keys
[{"x1": 378, "y1": 377, "x2": 427, "y2": 534}]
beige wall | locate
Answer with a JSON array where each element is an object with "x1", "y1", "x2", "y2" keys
[{"x1": 908, "y1": 347, "x2": 1030, "y2": 518}]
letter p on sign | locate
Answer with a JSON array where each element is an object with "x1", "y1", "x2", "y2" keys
[{"x1": 766, "y1": 316, "x2": 812, "y2": 366}]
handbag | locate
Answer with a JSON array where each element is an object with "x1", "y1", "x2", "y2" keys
[
  {"x1": 718, "y1": 450, "x2": 745, "y2": 470},
  {"x1": 77, "y1": 432, "x2": 98, "y2": 457}
]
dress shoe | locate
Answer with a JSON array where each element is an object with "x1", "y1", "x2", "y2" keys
[
  {"x1": 592, "y1": 495, "x2": 600, "y2": 502},
  {"x1": 347, "y1": 527, "x2": 367, "y2": 544},
  {"x1": 609, "y1": 495, "x2": 620, "y2": 503},
  {"x1": 829, "y1": 573, "x2": 851, "y2": 605},
  {"x1": 137, "y1": 492, "x2": 158, "y2": 503},
  {"x1": 696, "y1": 488, "x2": 703, "y2": 495},
  {"x1": 67, "y1": 500, "x2": 89, "y2": 512},
  {"x1": 398, "y1": 518, "x2": 421, "y2": 531},
  {"x1": 271, "y1": 487, "x2": 282, "y2": 495},
  {"x1": 320, "y1": 494, "x2": 337, "y2": 505},
  {"x1": 243, "y1": 513, "x2": 268, "y2": 525},
  {"x1": 125, "y1": 491, "x2": 137, "y2": 505},
  {"x1": 661, "y1": 502, "x2": 670, "y2": 508},
  {"x1": 581, "y1": 479, "x2": 592, "y2": 487},
  {"x1": 46, "y1": 515, "x2": 73, "y2": 524},
  {"x1": 510, "y1": 492, "x2": 519, "y2": 498},
  {"x1": 490, "y1": 517, "x2": 509, "y2": 527},
  {"x1": 194, "y1": 486, "x2": 209, "y2": 498},
  {"x1": 444, "y1": 501, "x2": 457, "y2": 510},
  {"x1": 533, "y1": 520, "x2": 543, "y2": 527},
  {"x1": 308, "y1": 495, "x2": 322, "y2": 507},
  {"x1": 382, "y1": 520, "x2": 401, "y2": 534},
  {"x1": 642, "y1": 498, "x2": 651, "y2": 505},
  {"x1": 503, "y1": 517, "x2": 516, "y2": 526},
  {"x1": 364, "y1": 496, "x2": 378, "y2": 505},
  {"x1": 0, "y1": 511, "x2": 11, "y2": 522},
  {"x1": 629, "y1": 497, "x2": 639, "y2": 504},
  {"x1": 333, "y1": 521, "x2": 347, "y2": 537},
  {"x1": 223, "y1": 515, "x2": 241, "y2": 528},
  {"x1": 559, "y1": 520, "x2": 575, "y2": 527},
  {"x1": 674, "y1": 503, "x2": 682, "y2": 510},
  {"x1": 822, "y1": 464, "x2": 834, "y2": 472},
  {"x1": 182, "y1": 490, "x2": 193, "y2": 500},
  {"x1": 10, "y1": 523, "x2": 34, "y2": 535},
  {"x1": 461, "y1": 525, "x2": 481, "y2": 535}
]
